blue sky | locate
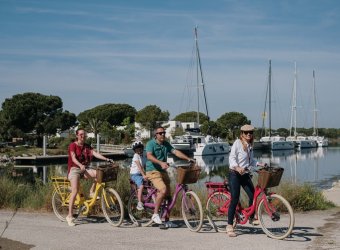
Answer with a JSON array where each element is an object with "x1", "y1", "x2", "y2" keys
[{"x1": 1, "y1": 0, "x2": 340, "y2": 129}]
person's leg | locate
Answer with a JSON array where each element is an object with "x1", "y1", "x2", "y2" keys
[
  {"x1": 161, "y1": 172, "x2": 172, "y2": 222},
  {"x1": 85, "y1": 169, "x2": 97, "y2": 195},
  {"x1": 146, "y1": 171, "x2": 166, "y2": 224},
  {"x1": 67, "y1": 170, "x2": 80, "y2": 226},
  {"x1": 137, "y1": 185, "x2": 144, "y2": 203},
  {"x1": 241, "y1": 174, "x2": 258, "y2": 224},
  {"x1": 227, "y1": 171, "x2": 241, "y2": 226},
  {"x1": 241, "y1": 174, "x2": 255, "y2": 207}
]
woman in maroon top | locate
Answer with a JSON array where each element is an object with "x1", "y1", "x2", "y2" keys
[{"x1": 66, "y1": 128, "x2": 112, "y2": 226}]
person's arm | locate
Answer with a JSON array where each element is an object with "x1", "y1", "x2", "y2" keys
[
  {"x1": 172, "y1": 149, "x2": 192, "y2": 162},
  {"x1": 146, "y1": 152, "x2": 169, "y2": 170},
  {"x1": 92, "y1": 150, "x2": 112, "y2": 163},
  {"x1": 135, "y1": 158, "x2": 147, "y2": 178},
  {"x1": 70, "y1": 151, "x2": 86, "y2": 172}
]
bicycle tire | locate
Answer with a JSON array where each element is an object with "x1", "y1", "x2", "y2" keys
[
  {"x1": 51, "y1": 186, "x2": 70, "y2": 222},
  {"x1": 181, "y1": 190, "x2": 203, "y2": 232},
  {"x1": 258, "y1": 193, "x2": 295, "y2": 240},
  {"x1": 127, "y1": 191, "x2": 154, "y2": 227},
  {"x1": 206, "y1": 192, "x2": 231, "y2": 232},
  {"x1": 101, "y1": 187, "x2": 124, "y2": 227}
]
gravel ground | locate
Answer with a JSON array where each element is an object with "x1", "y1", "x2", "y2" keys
[{"x1": 0, "y1": 207, "x2": 340, "y2": 250}]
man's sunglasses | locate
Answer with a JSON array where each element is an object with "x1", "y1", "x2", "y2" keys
[{"x1": 156, "y1": 132, "x2": 166, "y2": 135}]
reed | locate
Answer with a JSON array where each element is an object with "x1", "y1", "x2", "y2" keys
[{"x1": 0, "y1": 170, "x2": 335, "y2": 215}]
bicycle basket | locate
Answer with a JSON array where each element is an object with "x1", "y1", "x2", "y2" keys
[
  {"x1": 177, "y1": 164, "x2": 201, "y2": 184},
  {"x1": 257, "y1": 167, "x2": 284, "y2": 188},
  {"x1": 96, "y1": 164, "x2": 119, "y2": 183}
]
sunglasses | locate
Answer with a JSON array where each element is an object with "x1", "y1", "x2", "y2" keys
[
  {"x1": 243, "y1": 131, "x2": 253, "y2": 135},
  {"x1": 156, "y1": 132, "x2": 166, "y2": 135}
]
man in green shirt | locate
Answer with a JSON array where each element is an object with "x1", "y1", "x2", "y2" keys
[{"x1": 146, "y1": 126, "x2": 194, "y2": 227}]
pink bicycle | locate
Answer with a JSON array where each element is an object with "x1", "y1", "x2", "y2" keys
[
  {"x1": 205, "y1": 166, "x2": 294, "y2": 239},
  {"x1": 127, "y1": 163, "x2": 203, "y2": 232}
]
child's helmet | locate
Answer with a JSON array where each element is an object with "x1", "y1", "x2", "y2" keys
[{"x1": 132, "y1": 141, "x2": 144, "y2": 150}]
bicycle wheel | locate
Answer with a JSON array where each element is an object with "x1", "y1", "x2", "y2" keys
[
  {"x1": 206, "y1": 192, "x2": 230, "y2": 232},
  {"x1": 127, "y1": 191, "x2": 154, "y2": 227},
  {"x1": 181, "y1": 191, "x2": 203, "y2": 232},
  {"x1": 51, "y1": 186, "x2": 70, "y2": 222},
  {"x1": 257, "y1": 194, "x2": 295, "y2": 240},
  {"x1": 101, "y1": 187, "x2": 124, "y2": 227}
]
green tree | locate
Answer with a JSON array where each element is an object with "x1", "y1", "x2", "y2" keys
[
  {"x1": 77, "y1": 103, "x2": 136, "y2": 137},
  {"x1": 1, "y1": 93, "x2": 76, "y2": 143},
  {"x1": 173, "y1": 111, "x2": 208, "y2": 124},
  {"x1": 216, "y1": 112, "x2": 250, "y2": 140},
  {"x1": 200, "y1": 120, "x2": 221, "y2": 137},
  {"x1": 135, "y1": 105, "x2": 169, "y2": 137}
]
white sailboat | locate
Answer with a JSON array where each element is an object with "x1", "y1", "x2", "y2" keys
[
  {"x1": 307, "y1": 70, "x2": 329, "y2": 147},
  {"x1": 286, "y1": 62, "x2": 317, "y2": 149},
  {"x1": 259, "y1": 60, "x2": 295, "y2": 150},
  {"x1": 179, "y1": 27, "x2": 230, "y2": 156}
]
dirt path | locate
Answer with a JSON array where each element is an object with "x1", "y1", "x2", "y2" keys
[{"x1": 0, "y1": 208, "x2": 340, "y2": 250}]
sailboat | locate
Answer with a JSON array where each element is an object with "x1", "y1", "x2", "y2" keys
[
  {"x1": 307, "y1": 70, "x2": 329, "y2": 147},
  {"x1": 172, "y1": 27, "x2": 230, "y2": 156},
  {"x1": 259, "y1": 60, "x2": 295, "y2": 150},
  {"x1": 286, "y1": 62, "x2": 317, "y2": 149}
]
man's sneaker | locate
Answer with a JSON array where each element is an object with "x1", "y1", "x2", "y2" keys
[
  {"x1": 136, "y1": 202, "x2": 144, "y2": 211},
  {"x1": 249, "y1": 218, "x2": 259, "y2": 226},
  {"x1": 152, "y1": 214, "x2": 162, "y2": 224},
  {"x1": 164, "y1": 221, "x2": 178, "y2": 228},
  {"x1": 66, "y1": 216, "x2": 75, "y2": 227}
]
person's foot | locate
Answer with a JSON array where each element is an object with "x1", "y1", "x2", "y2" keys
[
  {"x1": 66, "y1": 216, "x2": 75, "y2": 227},
  {"x1": 152, "y1": 214, "x2": 162, "y2": 224},
  {"x1": 226, "y1": 224, "x2": 236, "y2": 237},
  {"x1": 136, "y1": 202, "x2": 144, "y2": 211},
  {"x1": 249, "y1": 218, "x2": 259, "y2": 226}
]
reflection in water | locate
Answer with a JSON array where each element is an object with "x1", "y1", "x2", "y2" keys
[{"x1": 9, "y1": 147, "x2": 340, "y2": 188}]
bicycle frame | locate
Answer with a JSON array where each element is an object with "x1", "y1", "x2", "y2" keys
[
  {"x1": 234, "y1": 186, "x2": 273, "y2": 224},
  {"x1": 52, "y1": 176, "x2": 106, "y2": 216},
  {"x1": 142, "y1": 183, "x2": 189, "y2": 220}
]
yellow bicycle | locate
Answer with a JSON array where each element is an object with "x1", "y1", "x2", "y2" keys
[{"x1": 51, "y1": 164, "x2": 124, "y2": 227}]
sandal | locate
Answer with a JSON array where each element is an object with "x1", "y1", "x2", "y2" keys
[{"x1": 226, "y1": 225, "x2": 236, "y2": 237}]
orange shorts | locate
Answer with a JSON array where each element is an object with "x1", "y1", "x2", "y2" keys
[{"x1": 146, "y1": 171, "x2": 171, "y2": 196}]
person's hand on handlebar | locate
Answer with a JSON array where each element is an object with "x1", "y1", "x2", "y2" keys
[
  {"x1": 188, "y1": 158, "x2": 196, "y2": 164},
  {"x1": 106, "y1": 158, "x2": 114, "y2": 164}
]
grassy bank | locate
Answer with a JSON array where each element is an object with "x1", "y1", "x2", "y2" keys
[{"x1": 0, "y1": 167, "x2": 335, "y2": 215}]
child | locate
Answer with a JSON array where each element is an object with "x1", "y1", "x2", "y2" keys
[{"x1": 130, "y1": 141, "x2": 147, "y2": 210}]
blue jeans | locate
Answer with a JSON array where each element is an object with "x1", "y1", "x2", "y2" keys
[{"x1": 227, "y1": 170, "x2": 255, "y2": 225}]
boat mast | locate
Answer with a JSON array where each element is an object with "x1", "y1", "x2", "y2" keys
[
  {"x1": 289, "y1": 62, "x2": 297, "y2": 137},
  {"x1": 268, "y1": 59, "x2": 272, "y2": 137},
  {"x1": 312, "y1": 70, "x2": 318, "y2": 136},
  {"x1": 194, "y1": 26, "x2": 210, "y2": 123}
]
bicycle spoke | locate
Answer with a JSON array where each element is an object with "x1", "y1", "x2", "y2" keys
[
  {"x1": 258, "y1": 194, "x2": 294, "y2": 240},
  {"x1": 128, "y1": 191, "x2": 154, "y2": 227},
  {"x1": 182, "y1": 191, "x2": 203, "y2": 232},
  {"x1": 101, "y1": 188, "x2": 124, "y2": 227},
  {"x1": 206, "y1": 192, "x2": 230, "y2": 232}
]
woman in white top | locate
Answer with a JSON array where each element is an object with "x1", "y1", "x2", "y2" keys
[{"x1": 227, "y1": 124, "x2": 265, "y2": 237}]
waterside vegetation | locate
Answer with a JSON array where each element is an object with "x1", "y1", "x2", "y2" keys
[{"x1": 0, "y1": 167, "x2": 334, "y2": 215}]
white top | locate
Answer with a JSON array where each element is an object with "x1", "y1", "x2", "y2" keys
[
  {"x1": 229, "y1": 139, "x2": 257, "y2": 170},
  {"x1": 130, "y1": 153, "x2": 146, "y2": 175}
]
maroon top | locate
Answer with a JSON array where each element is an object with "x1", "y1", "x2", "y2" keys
[{"x1": 67, "y1": 142, "x2": 93, "y2": 175}]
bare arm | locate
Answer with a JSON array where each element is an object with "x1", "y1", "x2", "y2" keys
[
  {"x1": 173, "y1": 149, "x2": 192, "y2": 161},
  {"x1": 92, "y1": 150, "x2": 110, "y2": 162},
  {"x1": 135, "y1": 159, "x2": 147, "y2": 178}
]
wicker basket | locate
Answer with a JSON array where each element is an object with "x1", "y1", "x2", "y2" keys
[
  {"x1": 177, "y1": 165, "x2": 201, "y2": 184},
  {"x1": 96, "y1": 164, "x2": 119, "y2": 183},
  {"x1": 257, "y1": 167, "x2": 284, "y2": 189}
]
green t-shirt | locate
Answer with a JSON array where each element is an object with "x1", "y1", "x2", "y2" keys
[{"x1": 145, "y1": 139, "x2": 174, "y2": 172}]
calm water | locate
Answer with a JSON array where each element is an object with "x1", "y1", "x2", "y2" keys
[{"x1": 7, "y1": 147, "x2": 340, "y2": 190}]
